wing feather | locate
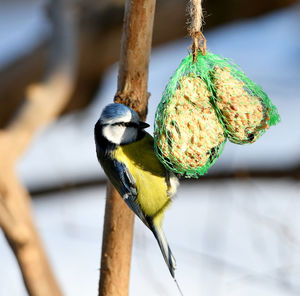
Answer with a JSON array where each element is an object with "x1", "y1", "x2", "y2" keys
[{"x1": 112, "y1": 160, "x2": 149, "y2": 227}]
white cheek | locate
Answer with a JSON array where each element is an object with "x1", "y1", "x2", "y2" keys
[
  {"x1": 103, "y1": 126, "x2": 138, "y2": 145},
  {"x1": 103, "y1": 125, "x2": 126, "y2": 145}
]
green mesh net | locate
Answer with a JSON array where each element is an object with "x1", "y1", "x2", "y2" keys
[
  {"x1": 154, "y1": 51, "x2": 280, "y2": 178},
  {"x1": 209, "y1": 54, "x2": 280, "y2": 144}
]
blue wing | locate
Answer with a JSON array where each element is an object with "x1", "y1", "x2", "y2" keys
[{"x1": 110, "y1": 159, "x2": 149, "y2": 227}]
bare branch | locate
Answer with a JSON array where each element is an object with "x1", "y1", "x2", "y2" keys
[
  {"x1": 99, "y1": 1, "x2": 156, "y2": 295},
  {"x1": 0, "y1": 0, "x2": 78, "y2": 295},
  {"x1": 0, "y1": 193, "x2": 30, "y2": 246}
]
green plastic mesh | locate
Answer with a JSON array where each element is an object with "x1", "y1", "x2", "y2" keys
[
  {"x1": 209, "y1": 54, "x2": 280, "y2": 144},
  {"x1": 154, "y1": 51, "x2": 280, "y2": 178}
]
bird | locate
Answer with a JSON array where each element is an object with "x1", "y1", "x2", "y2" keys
[{"x1": 94, "y1": 103, "x2": 181, "y2": 283}]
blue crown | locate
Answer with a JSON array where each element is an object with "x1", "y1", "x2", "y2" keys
[{"x1": 100, "y1": 103, "x2": 139, "y2": 123}]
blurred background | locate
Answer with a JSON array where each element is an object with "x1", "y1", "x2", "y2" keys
[{"x1": 0, "y1": 0, "x2": 300, "y2": 295}]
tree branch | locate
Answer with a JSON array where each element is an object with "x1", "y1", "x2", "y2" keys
[
  {"x1": 99, "y1": 1, "x2": 156, "y2": 295},
  {"x1": 0, "y1": 0, "x2": 77, "y2": 295}
]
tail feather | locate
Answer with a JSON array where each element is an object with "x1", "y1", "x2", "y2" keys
[
  {"x1": 150, "y1": 224, "x2": 176, "y2": 278},
  {"x1": 150, "y1": 223, "x2": 184, "y2": 295}
]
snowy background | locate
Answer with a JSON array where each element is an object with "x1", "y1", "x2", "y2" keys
[{"x1": 1, "y1": 1, "x2": 300, "y2": 295}]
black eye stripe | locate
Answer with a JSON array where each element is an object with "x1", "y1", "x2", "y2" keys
[
  {"x1": 125, "y1": 122, "x2": 139, "y2": 128},
  {"x1": 110, "y1": 122, "x2": 138, "y2": 128}
]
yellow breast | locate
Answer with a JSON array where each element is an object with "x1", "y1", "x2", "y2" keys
[{"x1": 114, "y1": 133, "x2": 170, "y2": 223}]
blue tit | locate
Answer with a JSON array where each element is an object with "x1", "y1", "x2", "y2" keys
[{"x1": 94, "y1": 103, "x2": 179, "y2": 279}]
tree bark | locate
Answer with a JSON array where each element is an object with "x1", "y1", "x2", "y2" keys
[
  {"x1": 99, "y1": 184, "x2": 135, "y2": 296},
  {"x1": 98, "y1": 1, "x2": 156, "y2": 295},
  {"x1": 0, "y1": 169, "x2": 62, "y2": 296}
]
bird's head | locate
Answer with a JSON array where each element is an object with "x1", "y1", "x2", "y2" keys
[{"x1": 96, "y1": 103, "x2": 150, "y2": 145}]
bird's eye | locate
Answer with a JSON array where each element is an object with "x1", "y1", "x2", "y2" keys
[
  {"x1": 111, "y1": 122, "x2": 138, "y2": 128},
  {"x1": 124, "y1": 122, "x2": 138, "y2": 128}
]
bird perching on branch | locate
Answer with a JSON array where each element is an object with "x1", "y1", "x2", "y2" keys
[{"x1": 94, "y1": 103, "x2": 183, "y2": 293}]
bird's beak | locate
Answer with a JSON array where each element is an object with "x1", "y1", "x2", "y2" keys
[{"x1": 139, "y1": 121, "x2": 150, "y2": 129}]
